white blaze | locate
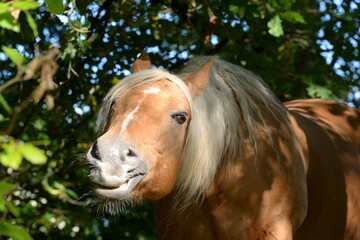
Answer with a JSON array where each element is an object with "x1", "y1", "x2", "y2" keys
[
  {"x1": 119, "y1": 87, "x2": 161, "y2": 136},
  {"x1": 120, "y1": 104, "x2": 141, "y2": 135},
  {"x1": 143, "y1": 87, "x2": 160, "y2": 94}
]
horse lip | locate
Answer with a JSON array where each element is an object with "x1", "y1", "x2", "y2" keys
[
  {"x1": 96, "y1": 179, "x2": 130, "y2": 190},
  {"x1": 94, "y1": 173, "x2": 146, "y2": 199}
]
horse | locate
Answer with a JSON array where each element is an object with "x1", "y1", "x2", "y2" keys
[{"x1": 86, "y1": 51, "x2": 360, "y2": 240}]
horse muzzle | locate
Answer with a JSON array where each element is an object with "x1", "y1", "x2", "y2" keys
[{"x1": 86, "y1": 140, "x2": 148, "y2": 199}]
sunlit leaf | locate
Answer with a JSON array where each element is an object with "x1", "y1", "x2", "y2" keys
[
  {"x1": 18, "y1": 143, "x2": 47, "y2": 165},
  {"x1": 12, "y1": 1, "x2": 39, "y2": 11},
  {"x1": 0, "y1": 222, "x2": 33, "y2": 240},
  {"x1": 1, "y1": 47, "x2": 25, "y2": 66},
  {"x1": 267, "y1": 15, "x2": 284, "y2": 37},
  {"x1": 61, "y1": 42, "x2": 77, "y2": 60},
  {"x1": 0, "y1": 114, "x2": 7, "y2": 122},
  {"x1": 0, "y1": 12, "x2": 20, "y2": 32},
  {"x1": 43, "y1": 181, "x2": 61, "y2": 196},
  {"x1": 0, "y1": 150, "x2": 22, "y2": 170},
  {"x1": 281, "y1": 11, "x2": 306, "y2": 24},
  {"x1": 307, "y1": 84, "x2": 338, "y2": 100},
  {"x1": 25, "y1": 12, "x2": 38, "y2": 37},
  {"x1": 45, "y1": 0, "x2": 64, "y2": 14},
  {"x1": 0, "y1": 94, "x2": 12, "y2": 114},
  {"x1": 0, "y1": 3, "x2": 10, "y2": 14}
]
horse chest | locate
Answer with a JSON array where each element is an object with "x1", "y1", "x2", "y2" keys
[{"x1": 154, "y1": 199, "x2": 285, "y2": 240}]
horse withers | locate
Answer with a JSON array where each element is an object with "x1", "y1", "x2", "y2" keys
[{"x1": 86, "y1": 52, "x2": 360, "y2": 240}]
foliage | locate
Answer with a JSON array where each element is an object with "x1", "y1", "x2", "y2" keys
[{"x1": 0, "y1": 0, "x2": 359, "y2": 239}]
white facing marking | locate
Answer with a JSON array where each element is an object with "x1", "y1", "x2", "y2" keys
[
  {"x1": 144, "y1": 87, "x2": 160, "y2": 94},
  {"x1": 120, "y1": 104, "x2": 141, "y2": 135},
  {"x1": 120, "y1": 87, "x2": 160, "y2": 136}
]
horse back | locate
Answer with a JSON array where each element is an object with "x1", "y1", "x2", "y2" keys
[{"x1": 286, "y1": 99, "x2": 360, "y2": 240}]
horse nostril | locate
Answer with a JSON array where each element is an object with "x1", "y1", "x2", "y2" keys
[
  {"x1": 90, "y1": 140, "x2": 101, "y2": 160},
  {"x1": 124, "y1": 149, "x2": 138, "y2": 157},
  {"x1": 120, "y1": 148, "x2": 138, "y2": 161}
]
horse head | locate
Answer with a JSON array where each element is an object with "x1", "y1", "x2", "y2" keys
[{"x1": 86, "y1": 52, "x2": 213, "y2": 213}]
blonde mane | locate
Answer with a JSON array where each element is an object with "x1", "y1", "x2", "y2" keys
[
  {"x1": 96, "y1": 57, "x2": 287, "y2": 207},
  {"x1": 174, "y1": 56, "x2": 287, "y2": 205}
]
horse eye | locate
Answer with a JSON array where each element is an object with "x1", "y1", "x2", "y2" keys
[{"x1": 171, "y1": 112, "x2": 187, "y2": 125}]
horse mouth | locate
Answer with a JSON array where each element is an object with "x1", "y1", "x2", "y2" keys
[
  {"x1": 94, "y1": 173, "x2": 146, "y2": 199},
  {"x1": 96, "y1": 179, "x2": 130, "y2": 190}
]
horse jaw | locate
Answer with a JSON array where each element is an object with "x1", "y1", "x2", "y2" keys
[{"x1": 135, "y1": 158, "x2": 180, "y2": 200}]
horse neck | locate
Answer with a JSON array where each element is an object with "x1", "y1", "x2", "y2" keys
[{"x1": 205, "y1": 103, "x2": 305, "y2": 195}]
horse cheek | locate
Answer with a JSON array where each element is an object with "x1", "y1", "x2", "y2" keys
[
  {"x1": 138, "y1": 137, "x2": 183, "y2": 200},
  {"x1": 137, "y1": 156, "x2": 179, "y2": 200}
]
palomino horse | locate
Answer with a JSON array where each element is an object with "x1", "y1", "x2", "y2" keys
[{"x1": 87, "y1": 52, "x2": 360, "y2": 240}]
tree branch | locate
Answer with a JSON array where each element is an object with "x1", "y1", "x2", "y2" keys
[{"x1": 1, "y1": 48, "x2": 61, "y2": 135}]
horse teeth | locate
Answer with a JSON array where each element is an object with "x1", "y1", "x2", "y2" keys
[{"x1": 119, "y1": 180, "x2": 129, "y2": 190}]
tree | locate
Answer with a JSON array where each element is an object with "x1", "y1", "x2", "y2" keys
[{"x1": 0, "y1": 0, "x2": 359, "y2": 239}]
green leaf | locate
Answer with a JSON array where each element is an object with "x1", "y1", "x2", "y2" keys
[
  {"x1": 18, "y1": 143, "x2": 47, "y2": 165},
  {"x1": 307, "y1": 84, "x2": 338, "y2": 100},
  {"x1": 1, "y1": 47, "x2": 25, "y2": 66},
  {"x1": 0, "y1": 94, "x2": 12, "y2": 114},
  {"x1": 0, "y1": 150, "x2": 22, "y2": 170},
  {"x1": 0, "y1": 12, "x2": 20, "y2": 32},
  {"x1": 229, "y1": 5, "x2": 245, "y2": 16},
  {"x1": 61, "y1": 42, "x2": 77, "y2": 60},
  {"x1": 66, "y1": 188, "x2": 79, "y2": 199},
  {"x1": 0, "y1": 198, "x2": 5, "y2": 212},
  {"x1": 53, "y1": 181, "x2": 66, "y2": 191},
  {"x1": 267, "y1": 15, "x2": 284, "y2": 37},
  {"x1": 12, "y1": 1, "x2": 39, "y2": 11},
  {"x1": 42, "y1": 179, "x2": 62, "y2": 196},
  {"x1": 75, "y1": 0, "x2": 93, "y2": 15},
  {"x1": 45, "y1": 0, "x2": 64, "y2": 14},
  {"x1": 0, "y1": 222, "x2": 33, "y2": 240},
  {"x1": 25, "y1": 12, "x2": 38, "y2": 37},
  {"x1": 35, "y1": 213, "x2": 55, "y2": 229},
  {"x1": 270, "y1": 0, "x2": 292, "y2": 10},
  {"x1": 0, "y1": 3, "x2": 10, "y2": 14},
  {"x1": 5, "y1": 200, "x2": 20, "y2": 217},
  {"x1": 280, "y1": 11, "x2": 306, "y2": 24},
  {"x1": 0, "y1": 182, "x2": 14, "y2": 196},
  {"x1": 0, "y1": 114, "x2": 7, "y2": 122}
]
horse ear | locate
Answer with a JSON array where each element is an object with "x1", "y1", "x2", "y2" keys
[
  {"x1": 183, "y1": 58, "x2": 214, "y2": 98},
  {"x1": 131, "y1": 50, "x2": 152, "y2": 73}
]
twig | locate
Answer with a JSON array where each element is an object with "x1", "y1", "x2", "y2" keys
[
  {"x1": 0, "y1": 71, "x2": 23, "y2": 93},
  {"x1": 68, "y1": 22, "x2": 91, "y2": 33},
  {"x1": 1, "y1": 48, "x2": 61, "y2": 135},
  {"x1": 4, "y1": 94, "x2": 34, "y2": 135}
]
